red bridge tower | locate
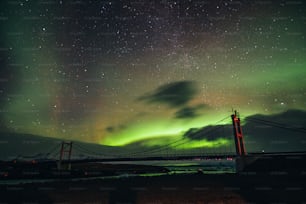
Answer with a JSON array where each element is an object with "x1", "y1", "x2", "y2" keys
[{"x1": 231, "y1": 110, "x2": 246, "y2": 156}]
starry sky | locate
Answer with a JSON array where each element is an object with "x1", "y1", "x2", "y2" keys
[{"x1": 0, "y1": 0, "x2": 306, "y2": 152}]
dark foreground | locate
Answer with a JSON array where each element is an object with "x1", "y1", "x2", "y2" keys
[{"x1": 1, "y1": 172, "x2": 306, "y2": 204}]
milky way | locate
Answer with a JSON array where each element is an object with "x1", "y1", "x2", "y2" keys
[{"x1": 0, "y1": 1, "x2": 306, "y2": 150}]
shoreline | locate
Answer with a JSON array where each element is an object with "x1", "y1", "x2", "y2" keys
[{"x1": 1, "y1": 172, "x2": 306, "y2": 203}]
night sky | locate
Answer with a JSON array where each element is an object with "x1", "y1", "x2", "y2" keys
[{"x1": 0, "y1": 0, "x2": 306, "y2": 152}]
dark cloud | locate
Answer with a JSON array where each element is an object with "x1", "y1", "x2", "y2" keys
[
  {"x1": 245, "y1": 109, "x2": 306, "y2": 127},
  {"x1": 139, "y1": 81, "x2": 198, "y2": 108},
  {"x1": 183, "y1": 125, "x2": 232, "y2": 141},
  {"x1": 175, "y1": 107, "x2": 198, "y2": 119},
  {"x1": 105, "y1": 125, "x2": 126, "y2": 133},
  {"x1": 174, "y1": 104, "x2": 209, "y2": 119},
  {"x1": 105, "y1": 126, "x2": 115, "y2": 133},
  {"x1": 183, "y1": 109, "x2": 306, "y2": 153}
]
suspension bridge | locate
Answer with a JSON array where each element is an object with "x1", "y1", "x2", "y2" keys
[
  {"x1": 1, "y1": 110, "x2": 306, "y2": 177},
  {"x1": 22, "y1": 111, "x2": 245, "y2": 164}
]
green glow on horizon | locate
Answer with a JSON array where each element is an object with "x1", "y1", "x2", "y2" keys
[
  {"x1": 100, "y1": 114, "x2": 234, "y2": 147},
  {"x1": 101, "y1": 127, "x2": 231, "y2": 150},
  {"x1": 174, "y1": 138, "x2": 230, "y2": 149},
  {"x1": 139, "y1": 136, "x2": 231, "y2": 149},
  {"x1": 102, "y1": 120, "x2": 190, "y2": 146}
]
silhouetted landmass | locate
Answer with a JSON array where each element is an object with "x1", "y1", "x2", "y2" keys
[
  {"x1": 238, "y1": 153, "x2": 306, "y2": 173},
  {"x1": 0, "y1": 132, "x2": 125, "y2": 161},
  {"x1": 0, "y1": 160, "x2": 169, "y2": 179}
]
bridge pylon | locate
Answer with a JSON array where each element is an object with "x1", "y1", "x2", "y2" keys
[
  {"x1": 57, "y1": 141, "x2": 72, "y2": 171},
  {"x1": 231, "y1": 110, "x2": 246, "y2": 156}
]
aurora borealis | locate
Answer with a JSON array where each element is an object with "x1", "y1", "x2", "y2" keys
[{"x1": 0, "y1": 0, "x2": 306, "y2": 151}]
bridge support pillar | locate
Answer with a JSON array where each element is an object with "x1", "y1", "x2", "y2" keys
[
  {"x1": 231, "y1": 111, "x2": 248, "y2": 172},
  {"x1": 57, "y1": 141, "x2": 72, "y2": 171},
  {"x1": 236, "y1": 155, "x2": 260, "y2": 172},
  {"x1": 231, "y1": 111, "x2": 246, "y2": 156}
]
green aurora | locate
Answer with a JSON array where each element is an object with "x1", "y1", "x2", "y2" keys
[{"x1": 0, "y1": 1, "x2": 306, "y2": 150}]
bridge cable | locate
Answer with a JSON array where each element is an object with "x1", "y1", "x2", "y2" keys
[{"x1": 246, "y1": 117, "x2": 306, "y2": 134}]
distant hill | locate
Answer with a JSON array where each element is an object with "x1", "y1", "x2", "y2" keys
[
  {"x1": 244, "y1": 109, "x2": 306, "y2": 153},
  {"x1": 0, "y1": 132, "x2": 125, "y2": 161},
  {"x1": 1, "y1": 109, "x2": 305, "y2": 160}
]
